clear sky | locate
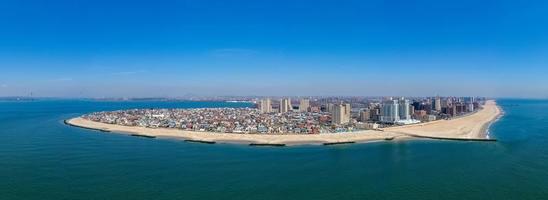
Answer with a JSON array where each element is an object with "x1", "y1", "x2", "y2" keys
[{"x1": 1, "y1": 0, "x2": 547, "y2": 98}]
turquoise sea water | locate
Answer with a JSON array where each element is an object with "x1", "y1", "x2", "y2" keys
[{"x1": 1, "y1": 99, "x2": 547, "y2": 200}]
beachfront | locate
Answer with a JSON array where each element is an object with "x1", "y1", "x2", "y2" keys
[
  {"x1": 66, "y1": 100, "x2": 501, "y2": 146},
  {"x1": 384, "y1": 100, "x2": 501, "y2": 140}
]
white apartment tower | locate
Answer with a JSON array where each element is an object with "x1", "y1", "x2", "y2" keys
[
  {"x1": 344, "y1": 103, "x2": 351, "y2": 122},
  {"x1": 279, "y1": 98, "x2": 292, "y2": 113},
  {"x1": 434, "y1": 96, "x2": 442, "y2": 112},
  {"x1": 259, "y1": 98, "x2": 272, "y2": 113},
  {"x1": 331, "y1": 103, "x2": 351, "y2": 124},
  {"x1": 467, "y1": 102, "x2": 474, "y2": 112},
  {"x1": 299, "y1": 99, "x2": 310, "y2": 112},
  {"x1": 326, "y1": 103, "x2": 335, "y2": 113}
]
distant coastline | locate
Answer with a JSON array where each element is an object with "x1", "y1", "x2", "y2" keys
[
  {"x1": 66, "y1": 100, "x2": 501, "y2": 146},
  {"x1": 225, "y1": 100, "x2": 254, "y2": 103}
]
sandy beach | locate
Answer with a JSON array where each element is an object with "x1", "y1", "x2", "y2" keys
[
  {"x1": 66, "y1": 100, "x2": 501, "y2": 145},
  {"x1": 384, "y1": 100, "x2": 501, "y2": 140}
]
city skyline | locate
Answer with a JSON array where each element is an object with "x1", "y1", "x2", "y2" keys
[
  {"x1": 1, "y1": 0, "x2": 548, "y2": 98},
  {"x1": 77, "y1": 96, "x2": 484, "y2": 134}
]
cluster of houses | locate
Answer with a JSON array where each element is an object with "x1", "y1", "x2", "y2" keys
[{"x1": 83, "y1": 107, "x2": 363, "y2": 134}]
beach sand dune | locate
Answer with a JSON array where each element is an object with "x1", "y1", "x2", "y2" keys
[{"x1": 67, "y1": 100, "x2": 501, "y2": 145}]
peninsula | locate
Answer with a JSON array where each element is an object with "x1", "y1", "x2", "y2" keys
[{"x1": 66, "y1": 98, "x2": 502, "y2": 146}]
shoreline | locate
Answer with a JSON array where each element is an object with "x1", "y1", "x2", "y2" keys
[
  {"x1": 484, "y1": 105, "x2": 505, "y2": 139},
  {"x1": 66, "y1": 100, "x2": 502, "y2": 146},
  {"x1": 66, "y1": 117, "x2": 400, "y2": 145}
]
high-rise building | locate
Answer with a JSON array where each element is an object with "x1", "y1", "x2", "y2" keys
[
  {"x1": 424, "y1": 102, "x2": 432, "y2": 113},
  {"x1": 371, "y1": 108, "x2": 381, "y2": 121},
  {"x1": 326, "y1": 103, "x2": 335, "y2": 113},
  {"x1": 381, "y1": 99, "x2": 400, "y2": 123},
  {"x1": 344, "y1": 103, "x2": 351, "y2": 122},
  {"x1": 467, "y1": 102, "x2": 474, "y2": 112},
  {"x1": 398, "y1": 98, "x2": 411, "y2": 120},
  {"x1": 448, "y1": 105, "x2": 457, "y2": 117},
  {"x1": 468, "y1": 97, "x2": 475, "y2": 103},
  {"x1": 299, "y1": 99, "x2": 310, "y2": 112},
  {"x1": 434, "y1": 96, "x2": 442, "y2": 112},
  {"x1": 259, "y1": 98, "x2": 272, "y2": 113},
  {"x1": 359, "y1": 109, "x2": 370, "y2": 122},
  {"x1": 412, "y1": 101, "x2": 421, "y2": 111},
  {"x1": 288, "y1": 98, "x2": 293, "y2": 111},
  {"x1": 279, "y1": 98, "x2": 292, "y2": 113},
  {"x1": 331, "y1": 103, "x2": 351, "y2": 124},
  {"x1": 446, "y1": 97, "x2": 453, "y2": 107}
]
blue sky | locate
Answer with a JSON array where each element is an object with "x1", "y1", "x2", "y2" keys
[{"x1": 1, "y1": 0, "x2": 547, "y2": 98}]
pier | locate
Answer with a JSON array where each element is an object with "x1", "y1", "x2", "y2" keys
[
  {"x1": 397, "y1": 132, "x2": 497, "y2": 142},
  {"x1": 249, "y1": 143, "x2": 286, "y2": 147},
  {"x1": 323, "y1": 141, "x2": 356, "y2": 145},
  {"x1": 130, "y1": 134, "x2": 156, "y2": 139},
  {"x1": 184, "y1": 139, "x2": 216, "y2": 144}
]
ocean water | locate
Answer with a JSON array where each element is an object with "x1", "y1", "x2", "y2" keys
[{"x1": 1, "y1": 99, "x2": 547, "y2": 200}]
